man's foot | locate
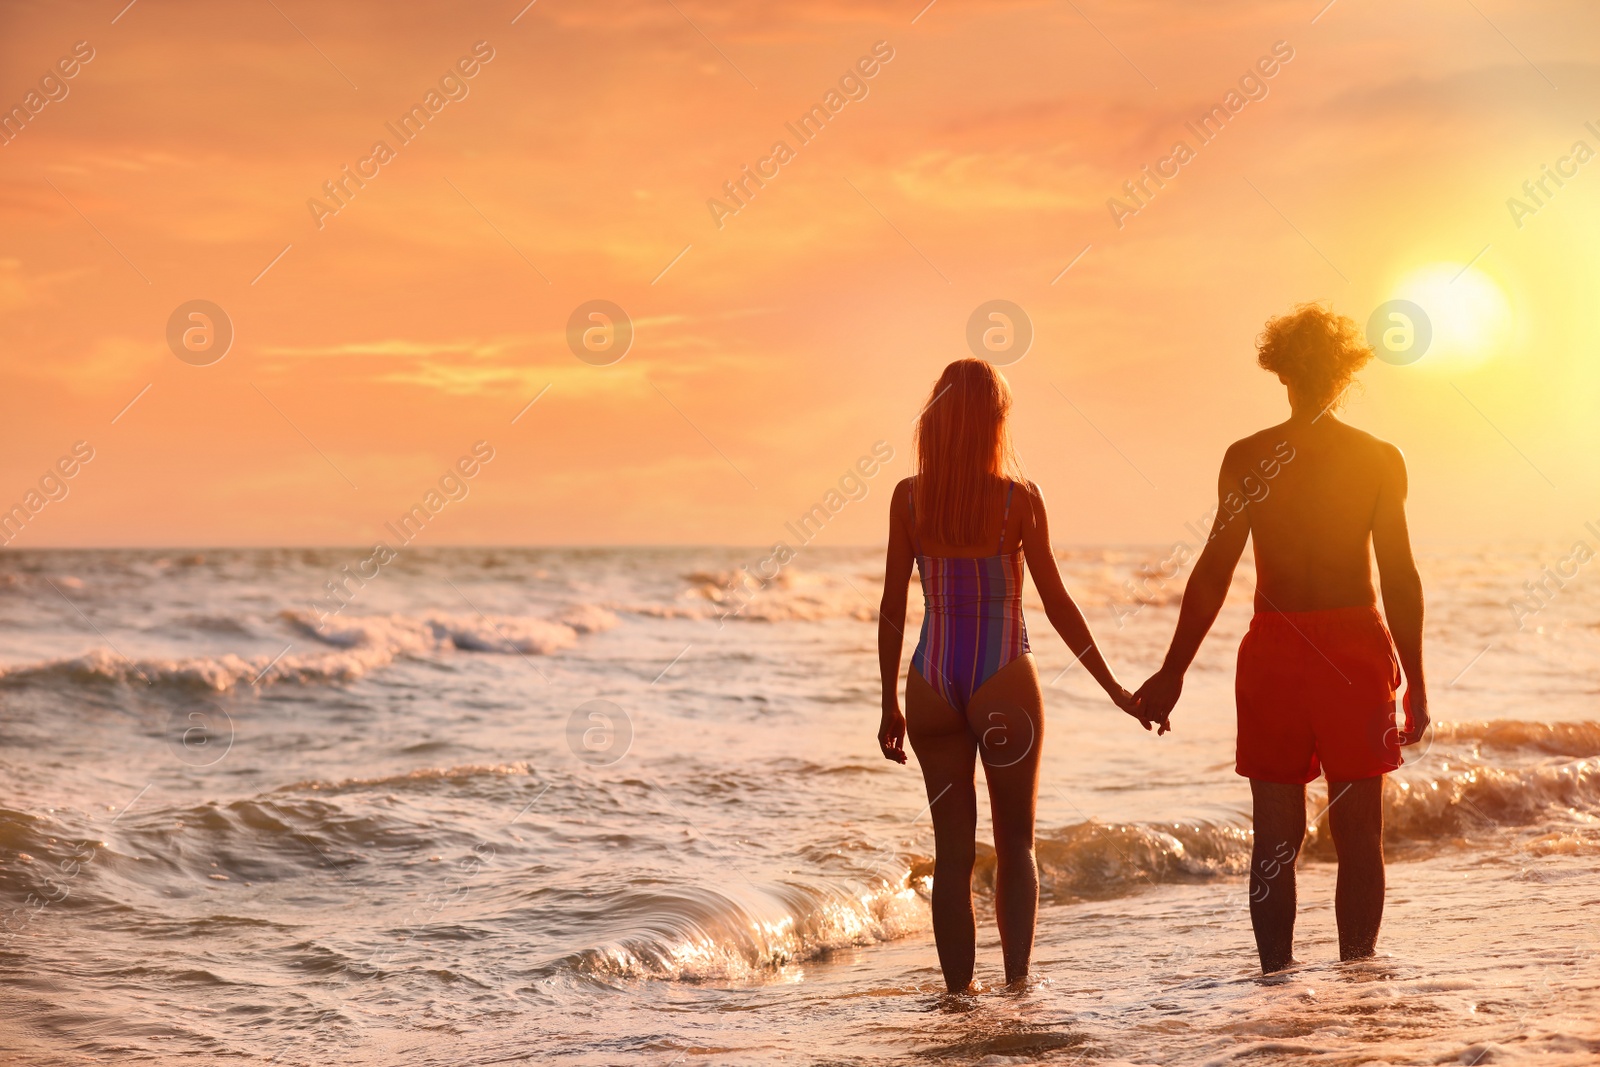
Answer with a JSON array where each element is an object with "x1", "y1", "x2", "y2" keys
[{"x1": 933, "y1": 985, "x2": 981, "y2": 1011}]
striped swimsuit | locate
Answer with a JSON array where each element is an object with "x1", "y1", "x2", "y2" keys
[{"x1": 910, "y1": 481, "x2": 1032, "y2": 712}]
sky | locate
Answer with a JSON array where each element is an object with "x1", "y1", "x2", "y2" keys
[{"x1": 2, "y1": 0, "x2": 1598, "y2": 548}]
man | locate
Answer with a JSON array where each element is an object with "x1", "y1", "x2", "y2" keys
[{"x1": 1136, "y1": 303, "x2": 1429, "y2": 973}]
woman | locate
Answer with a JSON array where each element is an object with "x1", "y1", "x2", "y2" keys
[{"x1": 876, "y1": 358, "x2": 1151, "y2": 994}]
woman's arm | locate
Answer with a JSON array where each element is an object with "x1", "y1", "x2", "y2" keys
[
  {"x1": 876, "y1": 478, "x2": 915, "y2": 763},
  {"x1": 1136, "y1": 447, "x2": 1251, "y2": 728},
  {"x1": 1018, "y1": 482, "x2": 1141, "y2": 720}
]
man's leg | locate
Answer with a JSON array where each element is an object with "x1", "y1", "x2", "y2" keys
[
  {"x1": 1249, "y1": 779, "x2": 1307, "y2": 973},
  {"x1": 1326, "y1": 776, "x2": 1385, "y2": 960}
]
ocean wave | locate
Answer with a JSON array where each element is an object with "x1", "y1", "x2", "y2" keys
[
  {"x1": 553, "y1": 603, "x2": 619, "y2": 634},
  {"x1": 998, "y1": 746, "x2": 1600, "y2": 899},
  {"x1": 168, "y1": 613, "x2": 258, "y2": 637},
  {"x1": 1430, "y1": 720, "x2": 1600, "y2": 758},
  {"x1": 0, "y1": 795, "x2": 466, "y2": 904},
  {"x1": 658, "y1": 558, "x2": 1226, "y2": 623},
  {"x1": 11, "y1": 745, "x2": 1600, "y2": 988},
  {"x1": 560, "y1": 746, "x2": 1600, "y2": 985},
  {"x1": 611, "y1": 591, "x2": 877, "y2": 623},
  {"x1": 608, "y1": 602, "x2": 710, "y2": 621},
  {"x1": 619, "y1": 567, "x2": 875, "y2": 623},
  {"x1": 273, "y1": 762, "x2": 539, "y2": 795},
  {"x1": 563, "y1": 824, "x2": 1238, "y2": 983},
  {"x1": 0, "y1": 806, "x2": 49, "y2": 854},
  {"x1": 0, "y1": 647, "x2": 336, "y2": 691},
  {"x1": 565, "y1": 877, "x2": 929, "y2": 982},
  {"x1": 1002, "y1": 819, "x2": 1253, "y2": 901},
  {"x1": 1378, "y1": 756, "x2": 1600, "y2": 844},
  {"x1": 281, "y1": 609, "x2": 581, "y2": 656},
  {"x1": 0, "y1": 607, "x2": 609, "y2": 693}
]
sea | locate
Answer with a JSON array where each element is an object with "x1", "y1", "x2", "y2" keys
[{"x1": 1, "y1": 545, "x2": 1597, "y2": 1065}]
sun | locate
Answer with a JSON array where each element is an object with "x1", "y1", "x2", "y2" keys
[{"x1": 1387, "y1": 263, "x2": 1514, "y2": 368}]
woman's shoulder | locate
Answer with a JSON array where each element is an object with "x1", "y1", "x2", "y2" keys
[
  {"x1": 1007, "y1": 479, "x2": 1044, "y2": 527},
  {"x1": 890, "y1": 477, "x2": 915, "y2": 510}
]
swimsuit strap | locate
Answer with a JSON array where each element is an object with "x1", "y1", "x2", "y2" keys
[
  {"x1": 907, "y1": 482, "x2": 922, "y2": 556},
  {"x1": 998, "y1": 480, "x2": 1014, "y2": 554}
]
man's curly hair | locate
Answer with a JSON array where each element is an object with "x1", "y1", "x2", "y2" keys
[{"x1": 1256, "y1": 303, "x2": 1373, "y2": 411}]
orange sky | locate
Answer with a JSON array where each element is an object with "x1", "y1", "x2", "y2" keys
[{"x1": 2, "y1": 0, "x2": 1598, "y2": 548}]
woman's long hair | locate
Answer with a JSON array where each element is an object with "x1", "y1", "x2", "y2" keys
[{"x1": 913, "y1": 359, "x2": 1022, "y2": 547}]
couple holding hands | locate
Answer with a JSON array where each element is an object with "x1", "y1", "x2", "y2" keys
[{"x1": 875, "y1": 304, "x2": 1429, "y2": 992}]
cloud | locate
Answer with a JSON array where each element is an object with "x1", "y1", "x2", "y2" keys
[
  {"x1": 260, "y1": 336, "x2": 532, "y2": 361},
  {"x1": 254, "y1": 311, "x2": 768, "y2": 397},
  {"x1": 891, "y1": 148, "x2": 1105, "y2": 211},
  {"x1": 12, "y1": 334, "x2": 164, "y2": 391}
]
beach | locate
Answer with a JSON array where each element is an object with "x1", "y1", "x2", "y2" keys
[{"x1": 2, "y1": 544, "x2": 1597, "y2": 1065}]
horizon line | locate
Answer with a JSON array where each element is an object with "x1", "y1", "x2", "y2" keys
[{"x1": 0, "y1": 536, "x2": 1558, "y2": 553}]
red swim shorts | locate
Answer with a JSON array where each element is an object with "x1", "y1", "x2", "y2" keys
[{"x1": 1235, "y1": 605, "x2": 1404, "y2": 784}]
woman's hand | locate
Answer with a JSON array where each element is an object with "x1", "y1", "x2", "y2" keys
[
  {"x1": 1110, "y1": 685, "x2": 1150, "y2": 730},
  {"x1": 878, "y1": 706, "x2": 907, "y2": 764}
]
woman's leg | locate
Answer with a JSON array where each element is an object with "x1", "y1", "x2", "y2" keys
[
  {"x1": 905, "y1": 667, "x2": 979, "y2": 993},
  {"x1": 965, "y1": 653, "x2": 1044, "y2": 986}
]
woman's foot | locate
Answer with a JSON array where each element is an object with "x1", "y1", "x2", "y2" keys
[
  {"x1": 1003, "y1": 973, "x2": 1044, "y2": 994},
  {"x1": 934, "y1": 982, "x2": 982, "y2": 1010}
]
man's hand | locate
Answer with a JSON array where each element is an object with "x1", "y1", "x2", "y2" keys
[
  {"x1": 1112, "y1": 686, "x2": 1152, "y2": 731},
  {"x1": 1134, "y1": 667, "x2": 1184, "y2": 736},
  {"x1": 1401, "y1": 688, "x2": 1429, "y2": 745},
  {"x1": 878, "y1": 707, "x2": 908, "y2": 763}
]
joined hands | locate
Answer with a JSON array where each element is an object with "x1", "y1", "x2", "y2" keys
[{"x1": 1114, "y1": 667, "x2": 1181, "y2": 736}]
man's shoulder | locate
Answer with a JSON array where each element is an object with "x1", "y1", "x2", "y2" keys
[
  {"x1": 1223, "y1": 426, "x2": 1295, "y2": 465},
  {"x1": 1336, "y1": 423, "x2": 1406, "y2": 467},
  {"x1": 1229, "y1": 426, "x2": 1287, "y2": 449},
  {"x1": 1226, "y1": 421, "x2": 1402, "y2": 461}
]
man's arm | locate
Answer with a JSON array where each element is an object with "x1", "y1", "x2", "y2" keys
[
  {"x1": 1372, "y1": 443, "x2": 1427, "y2": 742},
  {"x1": 1137, "y1": 447, "x2": 1252, "y2": 728}
]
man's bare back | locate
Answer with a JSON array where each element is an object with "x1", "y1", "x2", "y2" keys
[
  {"x1": 1140, "y1": 408, "x2": 1424, "y2": 730},
  {"x1": 1224, "y1": 418, "x2": 1409, "y2": 614}
]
